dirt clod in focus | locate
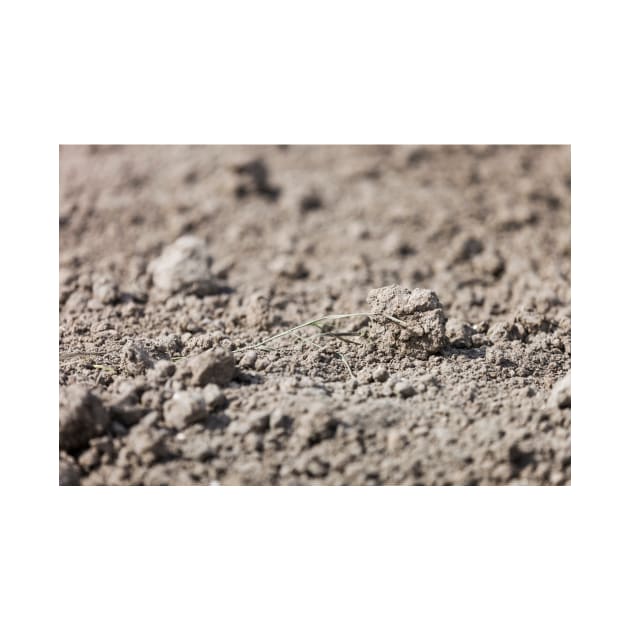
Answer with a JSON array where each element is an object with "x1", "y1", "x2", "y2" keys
[{"x1": 367, "y1": 285, "x2": 447, "y2": 359}]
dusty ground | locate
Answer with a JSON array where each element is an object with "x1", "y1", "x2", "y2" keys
[{"x1": 59, "y1": 145, "x2": 570, "y2": 485}]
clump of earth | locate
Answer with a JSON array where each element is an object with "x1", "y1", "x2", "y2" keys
[
  {"x1": 59, "y1": 145, "x2": 571, "y2": 485},
  {"x1": 366, "y1": 285, "x2": 447, "y2": 359}
]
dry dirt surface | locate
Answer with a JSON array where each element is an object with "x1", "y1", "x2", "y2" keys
[{"x1": 59, "y1": 145, "x2": 571, "y2": 485}]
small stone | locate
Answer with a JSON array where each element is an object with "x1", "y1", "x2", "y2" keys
[
  {"x1": 59, "y1": 385, "x2": 110, "y2": 452},
  {"x1": 372, "y1": 366, "x2": 389, "y2": 382},
  {"x1": 148, "y1": 235, "x2": 220, "y2": 296},
  {"x1": 240, "y1": 350, "x2": 258, "y2": 369},
  {"x1": 163, "y1": 390, "x2": 208, "y2": 430},
  {"x1": 394, "y1": 380, "x2": 416, "y2": 398},
  {"x1": 187, "y1": 347, "x2": 235, "y2": 386},
  {"x1": 92, "y1": 274, "x2": 118, "y2": 304}
]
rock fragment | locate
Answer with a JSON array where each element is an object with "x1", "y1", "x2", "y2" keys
[
  {"x1": 184, "y1": 347, "x2": 235, "y2": 386},
  {"x1": 149, "y1": 235, "x2": 219, "y2": 296},
  {"x1": 59, "y1": 385, "x2": 111, "y2": 452}
]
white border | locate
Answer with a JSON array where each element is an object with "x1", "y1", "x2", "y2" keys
[{"x1": 3, "y1": 1, "x2": 628, "y2": 628}]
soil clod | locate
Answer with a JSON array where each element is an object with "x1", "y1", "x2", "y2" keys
[
  {"x1": 182, "y1": 347, "x2": 236, "y2": 387},
  {"x1": 367, "y1": 285, "x2": 447, "y2": 359},
  {"x1": 163, "y1": 390, "x2": 208, "y2": 430},
  {"x1": 59, "y1": 385, "x2": 111, "y2": 452},
  {"x1": 149, "y1": 235, "x2": 220, "y2": 297}
]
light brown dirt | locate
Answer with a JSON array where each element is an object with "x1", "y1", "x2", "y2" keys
[{"x1": 59, "y1": 145, "x2": 571, "y2": 485}]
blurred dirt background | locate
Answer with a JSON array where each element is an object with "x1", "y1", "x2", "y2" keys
[{"x1": 59, "y1": 145, "x2": 570, "y2": 485}]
